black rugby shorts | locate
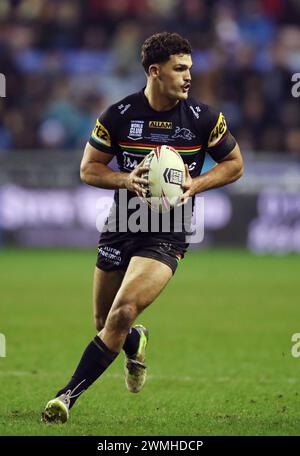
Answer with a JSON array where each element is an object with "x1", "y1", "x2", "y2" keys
[{"x1": 96, "y1": 236, "x2": 188, "y2": 275}]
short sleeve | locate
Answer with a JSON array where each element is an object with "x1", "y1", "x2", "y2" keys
[
  {"x1": 89, "y1": 107, "x2": 116, "y2": 155},
  {"x1": 204, "y1": 109, "x2": 236, "y2": 162}
]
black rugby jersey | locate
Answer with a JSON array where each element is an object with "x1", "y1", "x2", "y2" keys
[{"x1": 89, "y1": 89, "x2": 236, "y2": 244}]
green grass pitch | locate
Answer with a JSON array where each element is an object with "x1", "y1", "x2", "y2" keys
[{"x1": 1, "y1": 248, "x2": 300, "y2": 436}]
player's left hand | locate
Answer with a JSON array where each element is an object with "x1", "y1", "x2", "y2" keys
[{"x1": 178, "y1": 164, "x2": 195, "y2": 206}]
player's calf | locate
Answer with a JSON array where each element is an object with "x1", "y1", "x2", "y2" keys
[
  {"x1": 41, "y1": 336, "x2": 118, "y2": 423},
  {"x1": 94, "y1": 315, "x2": 105, "y2": 332}
]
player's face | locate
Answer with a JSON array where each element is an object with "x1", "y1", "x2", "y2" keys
[{"x1": 156, "y1": 54, "x2": 192, "y2": 101}]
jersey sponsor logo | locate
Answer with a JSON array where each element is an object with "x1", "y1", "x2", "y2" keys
[
  {"x1": 189, "y1": 105, "x2": 201, "y2": 119},
  {"x1": 98, "y1": 246, "x2": 122, "y2": 266},
  {"x1": 149, "y1": 120, "x2": 172, "y2": 129},
  {"x1": 172, "y1": 126, "x2": 196, "y2": 141},
  {"x1": 208, "y1": 112, "x2": 227, "y2": 147},
  {"x1": 147, "y1": 132, "x2": 172, "y2": 142},
  {"x1": 118, "y1": 103, "x2": 131, "y2": 115},
  {"x1": 128, "y1": 120, "x2": 144, "y2": 140},
  {"x1": 123, "y1": 151, "x2": 144, "y2": 171},
  {"x1": 188, "y1": 161, "x2": 197, "y2": 171},
  {"x1": 163, "y1": 168, "x2": 184, "y2": 186},
  {"x1": 91, "y1": 119, "x2": 111, "y2": 147}
]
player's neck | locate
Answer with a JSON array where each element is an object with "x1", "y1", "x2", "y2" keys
[{"x1": 144, "y1": 85, "x2": 179, "y2": 112}]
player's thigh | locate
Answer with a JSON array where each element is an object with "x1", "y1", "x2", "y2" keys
[
  {"x1": 93, "y1": 267, "x2": 125, "y2": 329},
  {"x1": 112, "y1": 256, "x2": 173, "y2": 313}
]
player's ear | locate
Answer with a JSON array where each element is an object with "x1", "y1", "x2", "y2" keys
[{"x1": 148, "y1": 64, "x2": 160, "y2": 79}]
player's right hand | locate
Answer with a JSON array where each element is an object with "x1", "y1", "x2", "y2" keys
[{"x1": 125, "y1": 162, "x2": 149, "y2": 197}]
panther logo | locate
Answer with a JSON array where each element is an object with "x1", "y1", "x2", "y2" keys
[{"x1": 172, "y1": 127, "x2": 196, "y2": 141}]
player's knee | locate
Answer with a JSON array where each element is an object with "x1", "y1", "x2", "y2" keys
[{"x1": 109, "y1": 302, "x2": 138, "y2": 332}]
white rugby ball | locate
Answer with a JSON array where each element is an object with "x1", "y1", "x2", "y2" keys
[{"x1": 142, "y1": 145, "x2": 185, "y2": 213}]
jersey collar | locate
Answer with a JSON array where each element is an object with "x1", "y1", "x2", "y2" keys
[{"x1": 140, "y1": 88, "x2": 181, "y2": 115}]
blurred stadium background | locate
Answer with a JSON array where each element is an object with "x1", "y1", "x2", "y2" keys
[
  {"x1": 0, "y1": 0, "x2": 300, "y2": 252},
  {"x1": 1, "y1": 0, "x2": 300, "y2": 437}
]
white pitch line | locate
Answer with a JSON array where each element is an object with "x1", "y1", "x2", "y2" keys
[
  {"x1": 0, "y1": 371, "x2": 32, "y2": 376},
  {"x1": 0, "y1": 371, "x2": 198, "y2": 381},
  {"x1": 0, "y1": 371, "x2": 298, "y2": 384}
]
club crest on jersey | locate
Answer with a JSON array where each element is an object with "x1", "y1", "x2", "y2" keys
[
  {"x1": 92, "y1": 119, "x2": 111, "y2": 147},
  {"x1": 172, "y1": 126, "x2": 195, "y2": 141},
  {"x1": 149, "y1": 120, "x2": 172, "y2": 129},
  {"x1": 128, "y1": 120, "x2": 144, "y2": 140},
  {"x1": 208, "y1": 113, "x2": 227, "y2": 147}
]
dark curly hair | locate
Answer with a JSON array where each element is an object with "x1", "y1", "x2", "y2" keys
[{"x1": 141, "y1": 32, "x2": 192, "y2": 75}]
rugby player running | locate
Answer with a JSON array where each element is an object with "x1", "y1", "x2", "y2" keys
[{"x1": 42, "y1": 32, "x2": 243, "y2": 423}]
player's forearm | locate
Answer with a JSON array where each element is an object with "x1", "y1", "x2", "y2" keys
[
  {"x1": 80, "y1": 162, "x2": 128, "y2": 190},
  {"x1": 192, "y1": 157, "x2": 243, "y2": 195}
]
